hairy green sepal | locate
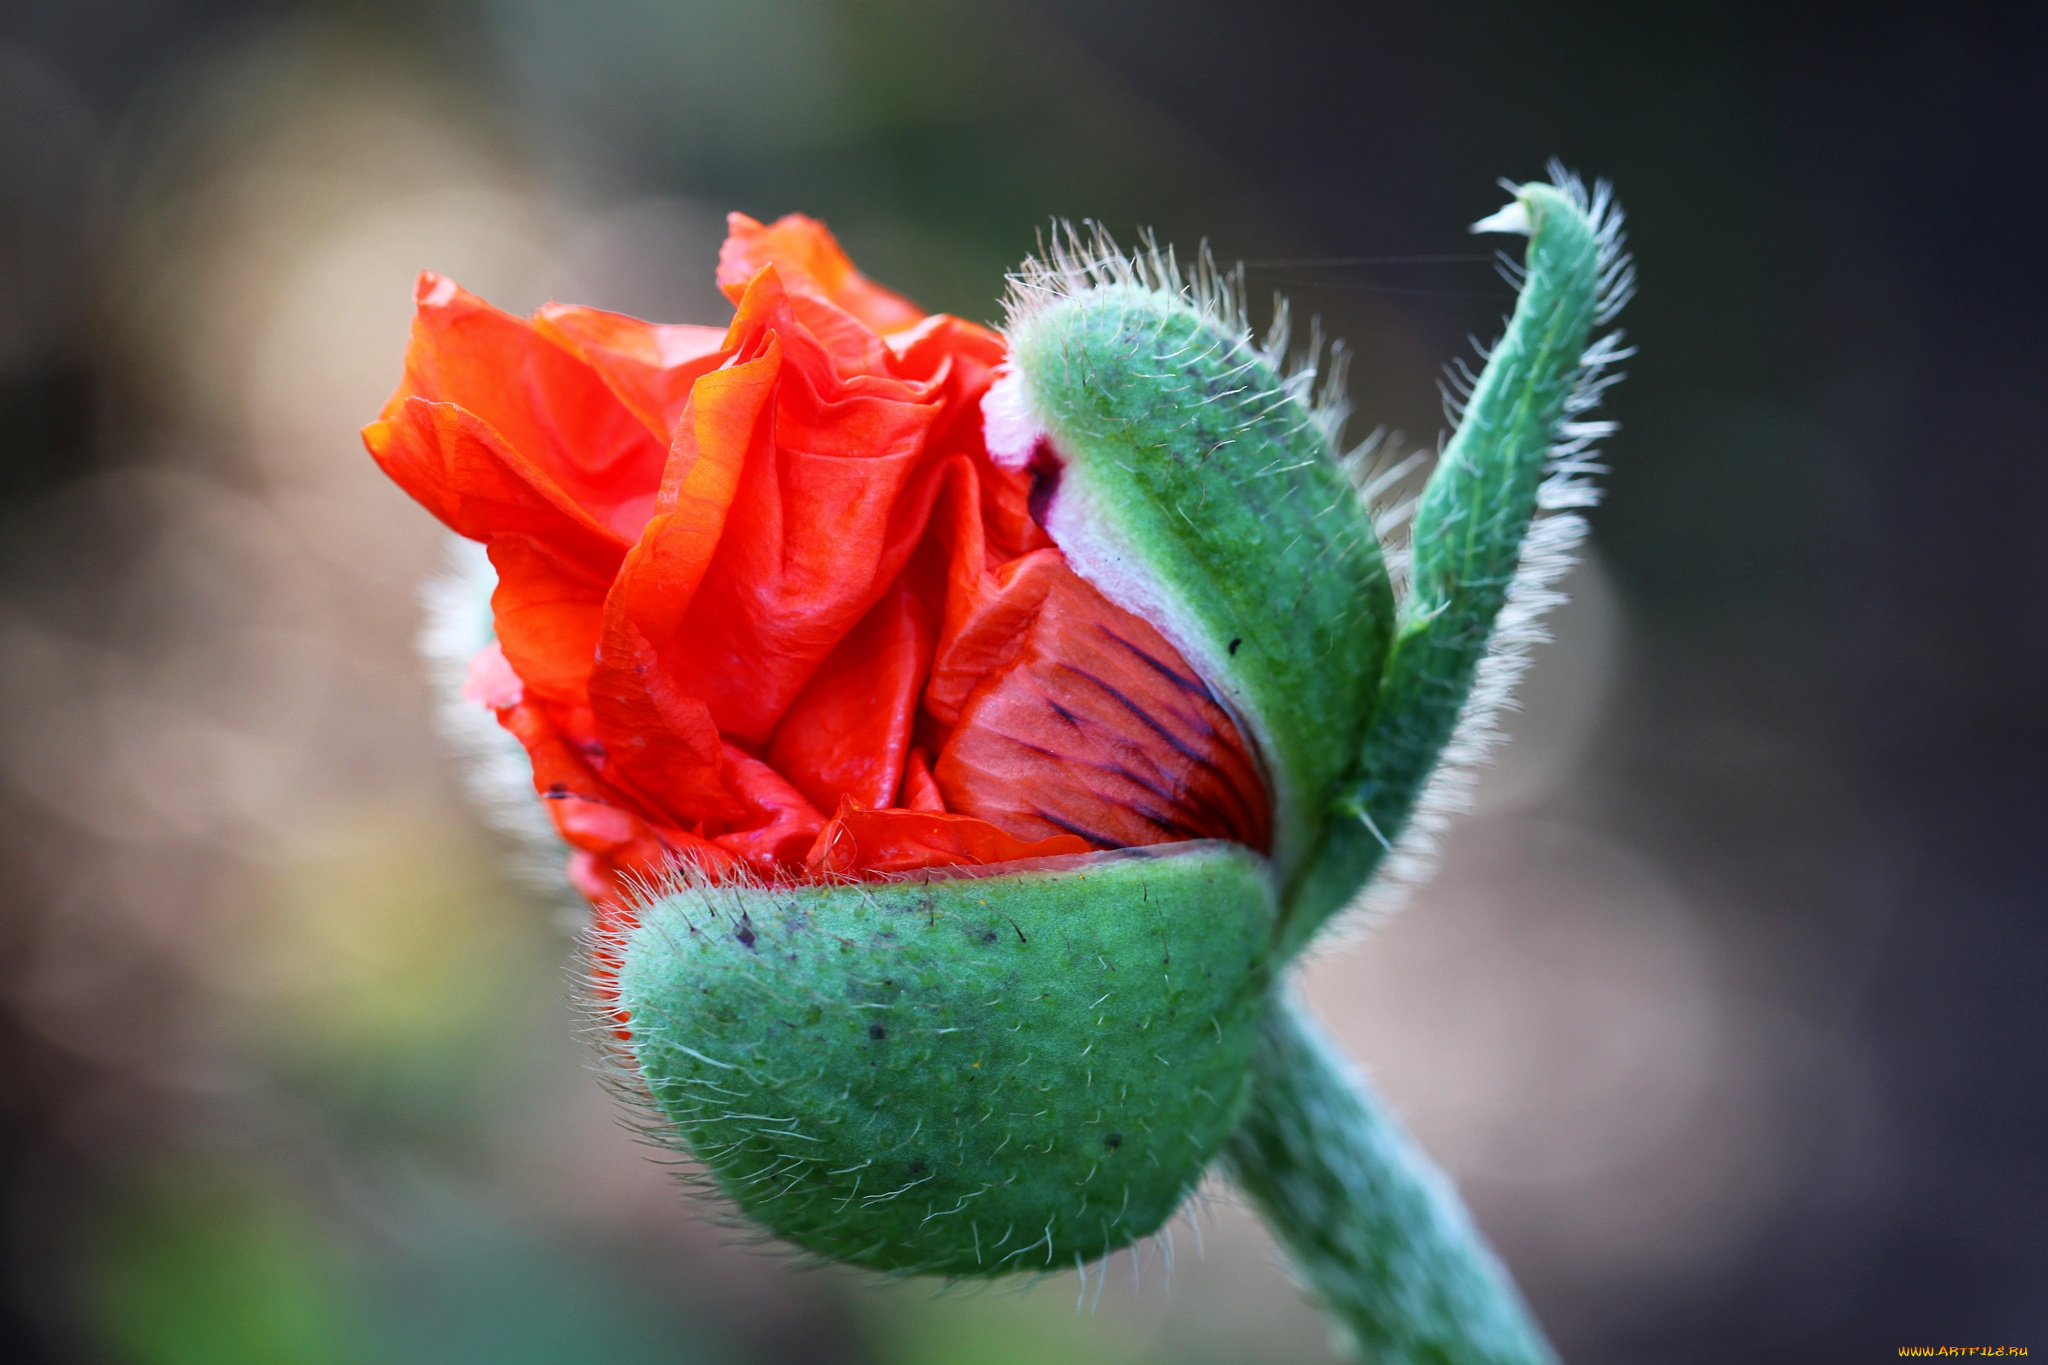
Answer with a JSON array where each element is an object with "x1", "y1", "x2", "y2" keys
[
  {"x1": 1007, "y1": 290, "x2": 1392, "y2": 884},
  {"x1": 620, "y1": 842, "x2": 1275, "y2": 1275},
  {"x1": 1285, "y1": 182, "x2": 1608, "y2": 951}
]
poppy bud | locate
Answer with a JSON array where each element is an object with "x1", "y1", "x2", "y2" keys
[
  {"x1": 611, "y1": 233, "x2": 1387, "y2": 1274},
  {"x1": 377, "y1": 165, "x2": 1627, "y2": 1308}
]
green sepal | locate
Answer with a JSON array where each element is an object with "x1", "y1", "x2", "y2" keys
[
  {"x1": 1285, "y1": 180, "x2": 1617, "y2": 953},
  {"x1": 618, "y1": 842, "x2": 1276, "y2": 1276},
  {"x1": 1005, "y1": 279, "x2": 1393, "y2": 887}
]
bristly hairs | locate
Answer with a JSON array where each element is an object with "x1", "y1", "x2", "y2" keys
[
  {"x1": 999, "y1": 162, "x2": 1634, "y2": 940},
  {"x1": 1348, "y1": 160, "x2": 1634, "y2": 934}
]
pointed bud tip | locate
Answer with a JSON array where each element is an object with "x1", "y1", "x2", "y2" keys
[{"x1": 1469, "y1": 199, "x2": 1533, "y2": 237}]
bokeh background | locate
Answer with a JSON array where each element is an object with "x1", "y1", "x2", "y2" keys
[{"x1": 0, "y1": 1, "x2": 2041, "y2": 1361}]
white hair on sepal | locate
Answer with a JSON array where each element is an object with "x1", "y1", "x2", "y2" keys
[
  {"x1": 1541, "y1": 156, "x2": 1637, "y2": 324},
  {"x1": 999, "y1": 220, "x2": 1355, "y2": 462},
  {"x1": 1335, "y1": 425, "x2": 1433, "y2": 603},
  {"x1": 574, "y1": 861, "x2": 782, "y2": 1234},
  {"x1": 1334, "y1": 161, "x2": 1634, "y2": 936},
  {"x1": 418, "y1": 534, "x2": 571, "y2": 897},
  {"x1": 1345, "y1": 509, "x2": 1593, "y2": 931}
]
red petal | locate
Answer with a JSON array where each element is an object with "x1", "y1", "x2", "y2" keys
[
  {"x1": 365, "y1": 398, "x2": 623, "y2": 571},
  {"x1": 718, "y1": 213, "x2": 926, "y2": 335},
  {"x1": 805, "y1": 802, "x2": 1091, "y2": 877},
  {"x1": 659, "y1": 275, "x2": 943, "y2": 746},
  {"x1": 709, "y1": 745, "x2": 826, "y2": 875},
  {"x1": 495, "y1": 697, "x2": 740, "y2": 902},
  {"x1": 366, "y1": 398, "x2": 622, "y2": 703},
  {"x1": 585, "y1": 610, "x2": 741, "y2": 826},
  {"x1": 898, "y1": 748, "x2": 945, "y2": 812},
  {"x1": 768, "y1": 575, "x2": 936, "y2": 814},
  {"x1": 486, "y1": 536, "x2": 610, "y2": 705},
  {"x1": 933, "y1": 564, "x2": 1271, "y2": 852},
  {"x1": 887, "y1": 316, "x2": 1048, "y2": 565},
  {"x1": 495, "y1": 698, "x2": 662, "y2": 855},
  {"x1": 924, "y1": 547, "x2": 1063, "y2": 726},
  {"x1": 587, "y1": 338, "x2": 779, "y2": 824},
  {"x1": 392, "y1": 274, "x2": 668, "y2": 541},
  {"x1": 534, "y1": 303, "x2": 730, "y2": 445}
]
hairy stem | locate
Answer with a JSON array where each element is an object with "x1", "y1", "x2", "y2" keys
[{"x1": 1226, "y1": 990, "x2": 1557, "y2": 1365}]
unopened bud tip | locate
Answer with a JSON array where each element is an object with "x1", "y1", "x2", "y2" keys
[{"x1": 1469, "y1": 199, "x2": 1532, "y2": 237}]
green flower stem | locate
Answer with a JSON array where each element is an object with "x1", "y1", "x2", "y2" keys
[
  {"x1": 1226, "y1": 989, "x2": 1556, "y2": 1365},
  {"x1": 1282, "y1": 179, "x2": 1619, "y2": 954}
]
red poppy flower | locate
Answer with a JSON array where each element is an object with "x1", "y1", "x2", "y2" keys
[{"x1": 365, "y1": 214, "x2": 1270, "y2": 938}]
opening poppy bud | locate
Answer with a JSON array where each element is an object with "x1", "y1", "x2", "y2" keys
[
  {"x1": 391, "y1": 167, "x2": 1630, "y2": 1361},
  {"x1": 372, "y1": 211, "x2": 1339, "y2": 1273}
]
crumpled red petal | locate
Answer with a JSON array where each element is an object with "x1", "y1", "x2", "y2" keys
[
  {"x1": 718, "y1": 212, "x2": 926, "y2": 336},
  {"x1": 898, "y1": 747, "x2": 945, "y2": 812},
  {"x1": 650, "y1": 268, "x2": 944, "y2": 747},
  {"x1": 366, "y1": 397, "x2": 621, "y2": 705},
  {"x1": 768, "y1": 575, "x2": 936, "y2": 815},
  {"x1": 383, "y1": 274, "x2": 669, "y2": 542},
  {"x1": 805, "y1": 802, "x2": 1092, "y2": 877},
  {"x1": 534, "y1": 303, "x2": 729, "y2": 444},
  {"x1": 366, "y1": 217, "x2": 1270, "y2": 926},
  {"x1": 709, "y1": 745, "x2": 826, "y2": 875}
]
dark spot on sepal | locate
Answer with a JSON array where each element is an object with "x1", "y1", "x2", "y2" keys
[
  {"x1": 1103, "y1": 1133, "x2": 1123, "y2": 1149},
  {"x1": 869, "y1": 1024, "x2": 887, "y2": 1040},
  {"x1": 735, "y1": 913, "x2": 756, "y2": 950},
  {"x1": 1228, "y1": 638, "x2": 1241, "y2": 655}
]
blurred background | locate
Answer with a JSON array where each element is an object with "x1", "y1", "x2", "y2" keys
[{"x1": 0, "y1": 1, "x2": 2040, "y2": 1361}]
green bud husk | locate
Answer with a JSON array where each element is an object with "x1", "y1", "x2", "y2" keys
[
  {"x1": 1002, "y1": 257, "x2": 1394, "y2": 889},
  {"x1": 618, "y1": 842, "x2": 1275, "y2": 1275}
]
